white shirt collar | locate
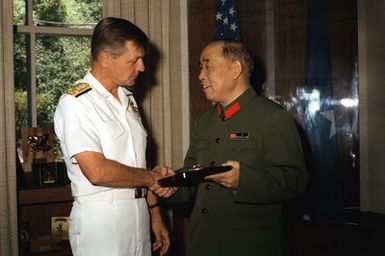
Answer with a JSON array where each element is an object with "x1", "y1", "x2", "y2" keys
[{"x1": 84, "y1": 71, "x2": 134, "y2": 107}]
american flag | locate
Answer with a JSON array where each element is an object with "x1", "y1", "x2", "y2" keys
[{"x1": 215, "y1": 0, "x2": 241, "y2": 41}]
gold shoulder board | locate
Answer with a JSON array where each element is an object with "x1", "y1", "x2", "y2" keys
[{"x1": 65, "y1": 83, "x2": 92, "y2": 97}]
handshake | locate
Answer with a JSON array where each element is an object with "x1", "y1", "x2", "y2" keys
[
  {"x1": 148, "y1": 166, "x2": 177, "y2": 198},
  {"x1": 147, "y1": 165, "x2": 233, "y2": 198}
]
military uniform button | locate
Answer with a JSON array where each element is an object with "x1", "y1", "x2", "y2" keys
[
  {"x1": 215, "y1": 138, "x2": 221, "y2": 143},
  {"x1": 201, "y1": 208, "x2": 209, "y2": 215},
  {"x1": 205, "y1": 184, "x2": 212, "y2": 190}
]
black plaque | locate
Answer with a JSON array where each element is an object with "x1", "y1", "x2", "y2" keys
[{"x1": 158, "y1": 165, "x2": 232, "y2": 187}]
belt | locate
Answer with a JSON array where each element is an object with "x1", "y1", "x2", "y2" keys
[{"x1": 75, "y1": 188, "x2": 147, "y2": 202}]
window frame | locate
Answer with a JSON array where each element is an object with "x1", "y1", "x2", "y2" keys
[{"x1": 14, "y1": 0, "x2": 95, "y2": 127}]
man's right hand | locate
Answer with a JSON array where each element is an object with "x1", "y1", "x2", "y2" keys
[{"x1": 149, "y1": 166, "x2": 177, "y2": 198}]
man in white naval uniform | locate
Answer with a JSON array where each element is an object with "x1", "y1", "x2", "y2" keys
[{"x1": 54, "y1": 17, "x2": 174, "y2": 256}]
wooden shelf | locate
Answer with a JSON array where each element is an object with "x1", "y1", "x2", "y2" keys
[
  {"x1": 18, "y1": 186, "x2": 73, "y2": 206},
  {"x1": 18, "y1": 186, "x2": 73, "y2": 255}
]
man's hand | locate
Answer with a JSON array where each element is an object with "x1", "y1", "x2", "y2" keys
[
  {"x1": 148, "y1": 166, "x2": 177, "y2": 198},
  {"x1": 153, "y1": 186, "x2": 178, "y2": 198},
  {"x1": 205, "y1": 160, "x2": 240, "y2": 189},
  {"x1": 150, "y1": 210, "x2": 171, "y2": 256}
]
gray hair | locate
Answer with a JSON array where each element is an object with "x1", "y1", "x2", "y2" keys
[{"x1": 218, "y1": 40, "x2": 254, "y2": 78}]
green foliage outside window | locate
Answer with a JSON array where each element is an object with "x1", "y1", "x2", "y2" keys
[{"x1": 13, "y1": 0, "x2": 102, "y2": 152}]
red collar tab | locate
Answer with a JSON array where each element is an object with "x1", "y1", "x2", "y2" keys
[{"x1": 217, "y1": 102, "x2": 241, "y2": 121}]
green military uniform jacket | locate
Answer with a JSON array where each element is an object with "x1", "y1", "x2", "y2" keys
[{"x1": 174, "y1": 88, "x2": 307, "y2": 256}]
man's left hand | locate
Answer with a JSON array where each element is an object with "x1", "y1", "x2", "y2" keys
[
  {"x1": 205, "y1": 160, "x2": 240, "y2": 189},
  {"x1": 151, "y1": 213, "x2": 171, "y2": 256}
]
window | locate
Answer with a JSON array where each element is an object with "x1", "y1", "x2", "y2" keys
[{"x1": 13, "y1": 0, "x2": 102, "y2": 159}]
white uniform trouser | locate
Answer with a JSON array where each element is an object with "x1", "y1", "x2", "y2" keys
[{"x1": 69, "y1": 197, "x2": 150, "y2": 256}]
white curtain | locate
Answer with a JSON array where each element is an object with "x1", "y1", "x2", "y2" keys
[
  {"x1": 103, "y1": 0, "x2": 190, "y2": 169},
  {"x1": 0, "y1": 0, "x2": 19, "y2": 254}
]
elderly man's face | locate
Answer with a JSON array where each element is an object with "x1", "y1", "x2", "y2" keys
[{"x1": 198, "y1": 42, "x2": 237, "y2": 106}]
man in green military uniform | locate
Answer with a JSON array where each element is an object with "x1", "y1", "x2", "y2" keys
[{"x1": 172, "y1": 40, "x2": 308, "y2": 256}]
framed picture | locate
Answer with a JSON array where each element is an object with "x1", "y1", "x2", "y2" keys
[
  {"x1": 32, "y1": 162, "x2": 68, "y2": 188},
  {"x1": 51, "y1": 217, "x2": 70, "y2": 240}
]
